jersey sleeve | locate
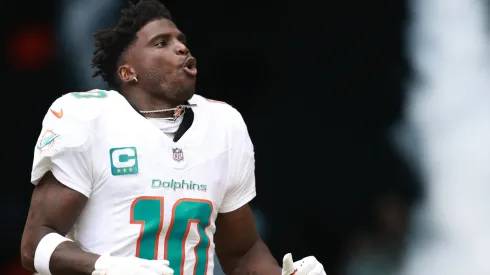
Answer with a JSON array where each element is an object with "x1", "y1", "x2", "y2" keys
[
  {"x1": 219, "y1": 110, "x2": 256, "y2": 213},
  {"x1": 31, "y1": 95, "x2": 94, "y2": 197}
]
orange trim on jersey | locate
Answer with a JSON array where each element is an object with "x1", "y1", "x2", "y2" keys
[
  {"x1": 164, "y1": 198, "x2": 214, "y2": 275},
  {"x1": 204, "y1": 97, "x2": 229, "y2": 106},
  {"x1": 130, "y1": 196, "x2": 164, "y2": 259},
  {"x1": 185, "y1": 219, "x2": 200, "y2": 274}
]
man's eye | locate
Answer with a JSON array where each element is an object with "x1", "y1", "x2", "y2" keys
[{"x1": 155, "y1": 41, "x2": 167, "y2": 47}]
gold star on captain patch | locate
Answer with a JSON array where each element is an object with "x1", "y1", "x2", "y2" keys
[
  {"x1": 117, "y1": 169, "x2": 121, "y2": 173},
  {"x1": 123, "y1": 168, "x2": 127, "y2": 172},
  {"x1": 129, "y1": 167, "x2": 132, "y2": 172}
]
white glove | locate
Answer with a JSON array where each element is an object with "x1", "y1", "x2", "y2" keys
[
  {"x1": 282, "y1": 253, "x2": 326, "y2": 275},
  {"x1": 91, "y1": 254, "x2": 174, "y2": 275}
]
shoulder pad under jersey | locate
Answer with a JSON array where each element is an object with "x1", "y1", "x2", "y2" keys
[
  {"x1": 39, "y1": 89, "x2": 117, "y2": 149},
  {"x1": 49, "y1": 89, "x2": 120, "y2": 122}
]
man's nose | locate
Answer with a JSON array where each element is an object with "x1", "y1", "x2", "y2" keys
[{"x1": 175, "y1": 43, "x2": 189, "y2": 55}]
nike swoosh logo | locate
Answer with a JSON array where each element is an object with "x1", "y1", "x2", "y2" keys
[{"x1": 50, "y1": 108, "x2": 63, "y2": 118}]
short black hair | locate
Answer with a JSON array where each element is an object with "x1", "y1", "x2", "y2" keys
[{"x1": 91, "y1": 0, "x2": 172, "y2": 89}]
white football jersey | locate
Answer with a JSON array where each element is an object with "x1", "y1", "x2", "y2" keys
[{"x1": 31, "y1": 89, "x2": 256, "y2": 275}]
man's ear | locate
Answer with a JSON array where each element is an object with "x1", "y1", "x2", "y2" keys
[{"x1": 117, "y1": 65, "x2": 137, "y2": 84}]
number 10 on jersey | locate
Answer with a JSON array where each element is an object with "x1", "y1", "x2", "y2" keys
[{"x1": 130, "y1": 196, "x2": 213, "y2": 275}]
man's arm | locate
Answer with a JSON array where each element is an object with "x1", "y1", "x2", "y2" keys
[
  {"x1": 21, "y1": 171, "x2": 100, "y2": 275},
  {"x1": 215, "y1": 108, "x2": 325, "y2": 275},
  {"x1": 215, "y1": 204, "x2": 282, "y2": 275}
]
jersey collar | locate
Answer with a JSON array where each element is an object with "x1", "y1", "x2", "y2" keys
[{"x1": 130, "y1": 103, "x2": 194, "y2": 142}]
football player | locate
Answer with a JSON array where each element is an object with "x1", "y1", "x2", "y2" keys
[{"x1": 20, "y1": 1, "x2": 326, "y2": 275}]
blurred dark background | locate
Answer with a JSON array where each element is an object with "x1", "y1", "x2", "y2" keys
[{"x1": 3, "y1": 0, "x2": 421, "y2": 274}]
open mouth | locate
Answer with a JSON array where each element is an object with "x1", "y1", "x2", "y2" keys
[{"x1": 183, "y1": 57, "x2": 197, "y2": 76}]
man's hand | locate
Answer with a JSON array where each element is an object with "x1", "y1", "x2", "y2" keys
[
  {"x1": 91, "y1": 254, "x2": 174, "y2": 275},
  {"x1": 282, "y1": 253, "x2": 326, "y2": 275}
]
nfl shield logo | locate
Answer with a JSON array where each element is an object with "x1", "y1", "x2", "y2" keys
[{"x1": 172, "y1": 148, "x2": 184, "y2": 162}]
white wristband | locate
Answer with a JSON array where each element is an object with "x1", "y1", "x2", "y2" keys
[{"x1": 34, "y1": 233, "x2": 73, "y2": 275}]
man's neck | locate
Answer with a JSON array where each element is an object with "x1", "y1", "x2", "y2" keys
[{"x1": 122, "y1": 87, "x2": 177, "y2": 119}]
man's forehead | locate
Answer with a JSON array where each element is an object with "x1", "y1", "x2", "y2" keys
[{"x1": 136, "y1": 18, "x2": 178, "y2": 42}]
